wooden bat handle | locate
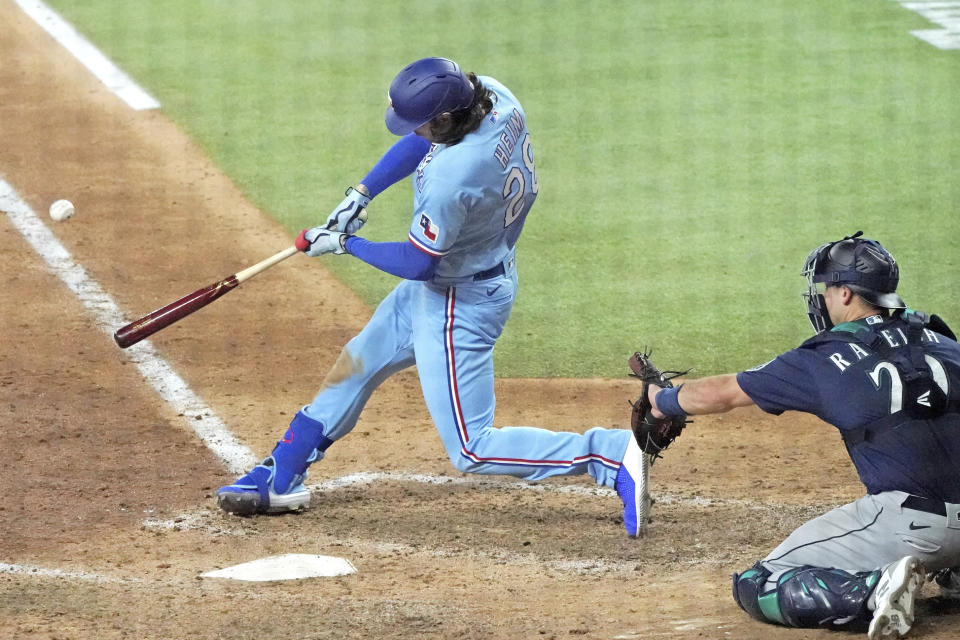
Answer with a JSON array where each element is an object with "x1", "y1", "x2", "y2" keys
[
  {"x1": 113, "y1": 245, "x2": 300, "y2": 349},
  {"x1": 235, "y1": 245, "x2": 299, "y2": 283}
]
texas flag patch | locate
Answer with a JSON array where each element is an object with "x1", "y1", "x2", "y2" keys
[{"x1": 418, "y1": 213, "x2": 439, "y2": 243}]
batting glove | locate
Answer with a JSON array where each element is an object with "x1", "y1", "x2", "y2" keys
[
  {"x1": 324, "y1": 186, "x2": 371, "y2": 234},
  {"x1": 296, "y1": 226, "x2": 349, "y2": 257}
]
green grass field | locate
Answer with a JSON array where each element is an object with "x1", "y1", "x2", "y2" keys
[{"x1": 47, "y1": 0, "x2": 959, "y2": 377}]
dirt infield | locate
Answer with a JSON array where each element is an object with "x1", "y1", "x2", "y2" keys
[{"x1": 2, "y1": 4, "x2": 959, "y2": 639}]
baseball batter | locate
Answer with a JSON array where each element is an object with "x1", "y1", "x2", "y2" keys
[
  {"x1": 217, "y1": 57, "x2": 650, "y2": 537},
  {"x1": 644, "y1": 232, "x2": 960, "y2": 639}
]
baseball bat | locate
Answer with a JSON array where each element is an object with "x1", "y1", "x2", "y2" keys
[{"x1": 113, "y1": 245, "x2": 299, "y2": 348}]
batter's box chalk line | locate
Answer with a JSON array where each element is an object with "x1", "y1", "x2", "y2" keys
[{"x1": 307, "y1": 470, "x2": 808, "y2": 513}]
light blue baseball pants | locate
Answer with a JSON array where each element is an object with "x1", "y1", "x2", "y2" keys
[{"x1": 300, "y1": 262, "x2": 630, "y2": 487}]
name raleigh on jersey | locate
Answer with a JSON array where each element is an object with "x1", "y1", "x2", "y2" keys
[{"x1": 827, "y1": 315, "x2": 945, "y2": 373}]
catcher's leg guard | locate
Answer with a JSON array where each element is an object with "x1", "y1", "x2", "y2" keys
[
  {"x1": 733, "y1": 563, "x2": 881, "y2": 628},
  {"x1": 776, "y1": 566, "x2": 880, "y2": 628},
  {"x1": 732, "y1": 563, "x2": 776, "y2": 623}
]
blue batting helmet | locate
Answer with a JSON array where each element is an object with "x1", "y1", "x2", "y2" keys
[{"x1": 384, "y1": 57, "x2": 475, "y2": 136}]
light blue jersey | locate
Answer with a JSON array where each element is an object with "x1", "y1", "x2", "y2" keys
[{"x1": 408, "y1": 77, "x2": 538, "y2": 281}]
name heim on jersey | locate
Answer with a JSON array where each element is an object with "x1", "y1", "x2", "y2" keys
[{"x1": 493, "y1": 108, "x2": 525, "y2": 168}]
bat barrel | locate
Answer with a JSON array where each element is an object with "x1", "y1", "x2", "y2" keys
[{"x1": 113, "y1": 275, "x2": 240, "y2": 348}]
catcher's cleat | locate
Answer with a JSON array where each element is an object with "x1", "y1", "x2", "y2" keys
[
  {"x1": 216, "y1": 456, "x2": 311, "y2": 516},
  {"x1": 932, "y1": 567, "x2": 960, "y2": 600},
  {"x1": 868, "y1": 555, "x2": 925, "y2": 639},
  {"x1": 615, "y1": 436, "x2": 652, "y2": 538}
]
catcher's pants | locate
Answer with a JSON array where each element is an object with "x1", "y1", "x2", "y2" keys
[
  {"x1": 732, "y1": 491, "x2": 960, "y2": 627},
  {"x1": 761, "y1": 491, "x2": 960, "y2": 581},
  {"x1": 301, "y1": 272, "x2": 631, "y2": 487}
]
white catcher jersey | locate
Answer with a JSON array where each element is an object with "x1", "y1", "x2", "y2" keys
[{"x1": 407, "y1": 76, "x2": 538, "y2": 280}]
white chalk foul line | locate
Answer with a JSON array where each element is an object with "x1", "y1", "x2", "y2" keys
[
  {"x1": 14, "y1": 0, "x2": 160, "y2": 110},
  {"x1": 0, "y1": 179, "x2": 256, "y2": 475},
  {"x1": 0, "y1": 562, "x2": 131, "y2": 584}
]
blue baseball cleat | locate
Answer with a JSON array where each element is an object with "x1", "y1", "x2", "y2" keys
[
  {"x1": 216, "y1": 456, "x2": 311, "y2": 516},
  {"x1": 615, "y1": 436, "x2": 652, "y2": 537},
  {"x1": 218, "y1": 411, "x2": 331, "y2": 515}
]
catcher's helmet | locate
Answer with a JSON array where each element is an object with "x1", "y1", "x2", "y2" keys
[
  {"x1": 384, "y1": 57, "x2": 475, "y2": 136},
  {"x1": 802, "y1": 231, "x2": 905, "y2": 333}
]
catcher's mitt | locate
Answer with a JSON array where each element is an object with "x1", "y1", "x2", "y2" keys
[{"x1": 628, "y1": 349, "x2": 689, "y2": 459}]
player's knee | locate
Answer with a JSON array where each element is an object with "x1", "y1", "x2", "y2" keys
[
  {"x1": 443, "y1": 433, "x2": 493, "y2": 473},
  {"x1": 732, "y1": 563, "x2": 778, "y2": 625},
  {"x1": 447, "y1": 451, "x2": 476, "y2": 473},
  {"x1": 320, "y1": 347, "x2": 360, "y2": 389}
]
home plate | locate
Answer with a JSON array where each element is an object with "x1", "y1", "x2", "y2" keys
[{"x1": 201, "y1": 554, "x2": 356, "y2": 581}]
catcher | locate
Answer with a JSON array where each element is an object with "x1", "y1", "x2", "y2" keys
[{"x1": 635, "y1": 232, "x2": 960, "y2": 639}]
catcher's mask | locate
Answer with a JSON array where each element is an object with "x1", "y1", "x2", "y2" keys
[{"x1": 802, "y1": 230, "x2": 905, "y2": 333}]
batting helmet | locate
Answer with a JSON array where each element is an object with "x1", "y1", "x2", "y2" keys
[
  {"x1": 384, "y1": 57, "x2": 475, "y2": 136},
  {"x1": 802, "y1": 231, "x2": 905, "y2": 333}
]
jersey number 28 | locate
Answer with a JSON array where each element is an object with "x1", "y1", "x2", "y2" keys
[{"x1": 502, "y1": 134, "x2": 538, "y2": 228}]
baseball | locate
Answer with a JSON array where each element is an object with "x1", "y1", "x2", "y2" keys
[{"x1": 49, "y1": 199, "x2": 75, "y2": 222}]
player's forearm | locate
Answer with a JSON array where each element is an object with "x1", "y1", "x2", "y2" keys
[
  {"x1": 655, "y1": 373, "x2": 754, "y2": 416},
  {"x1": 344, "y1": 237, "x2": 438, "y2": 280},
  {"x1": 360, "y1": 133, "x2": 432, "y2": 197}
]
